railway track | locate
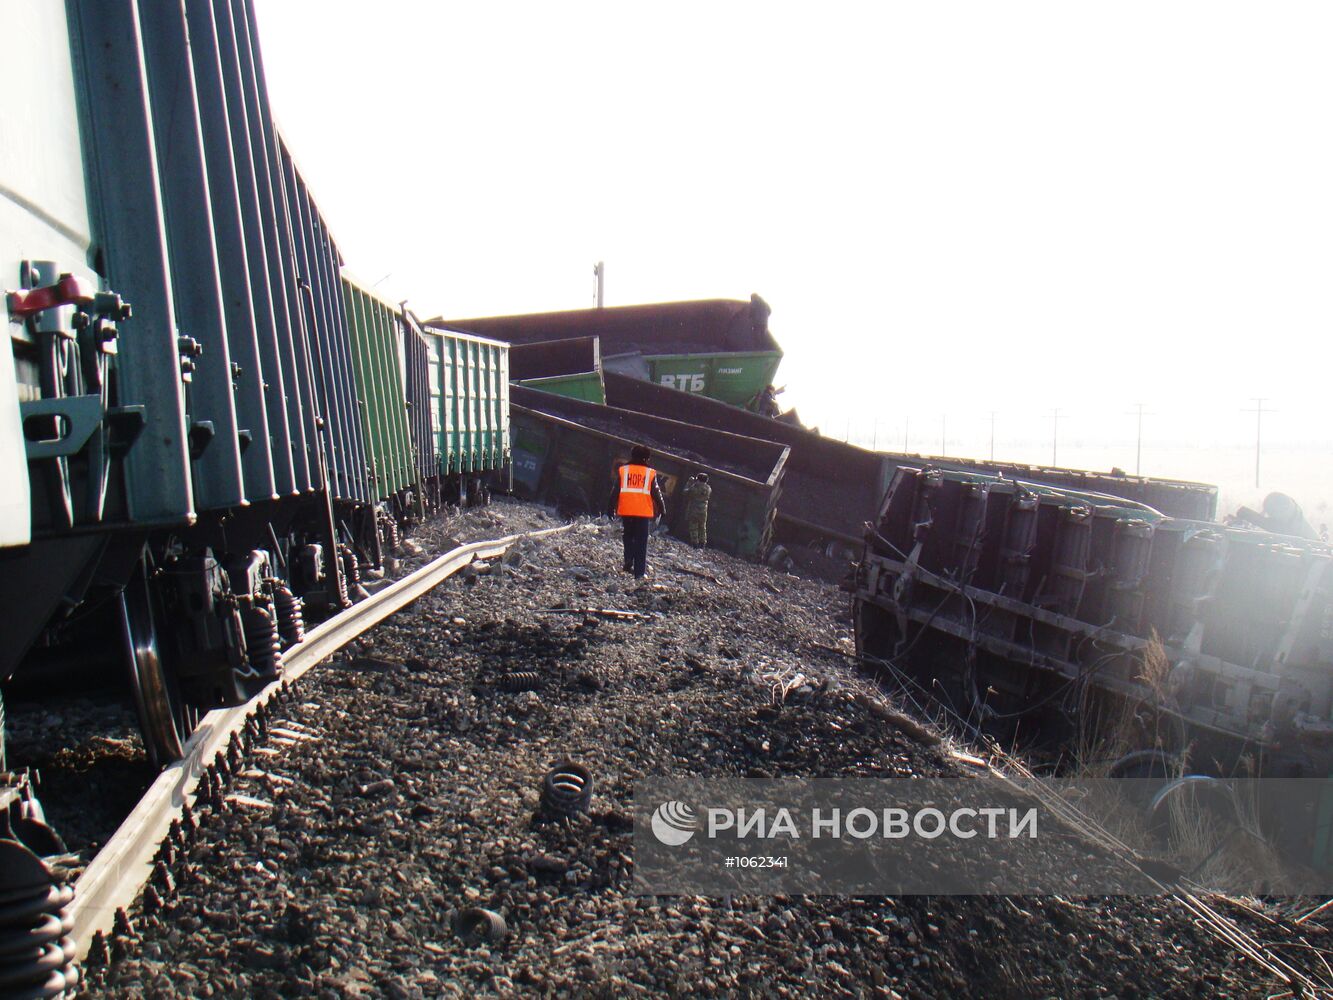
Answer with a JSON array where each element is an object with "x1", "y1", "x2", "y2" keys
[{"x1": 66, "y1": 523, "x2": 571, "y2": 964}]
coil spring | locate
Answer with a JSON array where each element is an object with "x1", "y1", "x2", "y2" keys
[
  {"x1": 540, "y1": 762, "x2": 593, "y2": 817},
  {"x1": 452, "y1": 906, "x2": 507, "y2": 943},
  {"x1": 339, "y1": 545, "x2": 361, "y2": 586},
  {"x1": 332, "y1": 549, "x2": 350, "y2": 608},
  {"x1": 271, "y1": 584, "x2": 305, "y2": 648},
  {"x1": 379, "y1": 511, "x2": 401, "y2": 552},
  {"x1": 500, "y1": 672, "x2": 541, "y2": 692},
  {"x1": 0, "y1": 845, "x2": 77, "y2": 997},
  {"x1": 241, "y1": 599, "x2": 282, "y2": 681}
]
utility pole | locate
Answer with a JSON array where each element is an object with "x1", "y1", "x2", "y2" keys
[
  {"x1": 904, "y1": 416, "x2": 910, "y2": 453},
  {"x1": 1243, "y1": 398, "x2": 1272, "y2": 488},
  {"x1": 593, "y1": 261, "x2": 605, "y2": 308},
  {"x1": 940, "y1": 415, "x2": 947, "y2": 456},
  {"x1": 989, "y1": 411, "x2": 996, "y2": 462},
  {"x1": 1126, "y1": 402, "x2": 1154, "y2": 477},
  {"x1": 1051, "y1": 408, "x2": 1061, "y2": 466},
  {"x1": 872, "y1": 418, "x2": 880, "y2": 451}
]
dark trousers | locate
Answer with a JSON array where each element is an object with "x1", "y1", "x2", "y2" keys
[{"x1": 621, "y1": 516, "x2": 653, "y2": 578}]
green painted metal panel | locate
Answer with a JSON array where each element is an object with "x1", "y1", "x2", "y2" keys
[
  {"x1": 646, "y1": 350, "x2": 783, "y2": 408},
  {"x1": 517, "y1": 373, "x2": 606, "y2": 404},
  {"x1": 497, "y1": 346, "x2": 511, "y2": 467},
  {"x1": 370, "y1": 295, "x2": 401, "y2": 492},
  {"x1": 344, "y1": 279, "x2": 410, "y2": 500},
  {"x1": 474, "y1": 341, "x2": 485, "y2": 474},
  {"x1": 355, "y1": 286, "x2": 386, "y2": 495},
  {"x1": 424, "y1": 335, "x2": 445, "y2": 475},
  {"x1": 370, "y1": 295, "x2": 410, "y2": 493},
  {"x1": 478, "y1": 340, "x2": 492, "y2": 468},
  {"x1": 342, "y1": 280, "x2": 419, "y2": 497},
  {"x1": 361, "y1": 287, "x2": 394, "y2": 497},
  {"x1": 491, "y1": 344, "x2": 504, "y2": 464},
  {"x1": 416, "y1": 327, "x2": 510, "y2": 480},
  {"x1": 343, "y1": 284, "x2": 379, "y2": 497},
  {"x1": 446, "y1": 337, "x2": 459, "y2": 472},
  {"x1": 457, "y1": 337, "x2": 470, "y2": 472}
]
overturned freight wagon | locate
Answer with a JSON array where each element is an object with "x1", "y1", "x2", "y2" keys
[
  {"x1": 603, "y1": 372, "x2": 1219, "y2": 567},
  {"x1": 508, "y1": 385, "x2": 788, "y2": 558},
  {"x1": 854, "y1": 467, "x2": 1333, "y2": 780},
  {"x1": 508, "y1": 336, "x2": 604, "y2": 403},
  {"x1": 432, "y1": 295, "x2": 782, "y2": 408},
  {"x1": 853, "y1": 467, "x2": 1333, "y2": 868},
  {"x1": 605, "y1": 372, "x2": 887, "y2": 551},
  {"x1": 926, "y1": 456, "x2": 1218, "y2": 522}
]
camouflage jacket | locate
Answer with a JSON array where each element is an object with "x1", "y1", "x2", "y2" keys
[{"x1": 683, "y1": 480, "x2": 711, "y2": 515}]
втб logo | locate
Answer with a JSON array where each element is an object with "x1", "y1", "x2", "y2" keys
[{"x1": 651, "y1": 801, "x2": 698, "y2": 845}]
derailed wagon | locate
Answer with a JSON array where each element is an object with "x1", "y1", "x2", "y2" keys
[
  {"x1": 603, "y1": 372, "x2": 1219, "y2": 565},
  {"x1": 604, "y1": 372, "x2": 888, "y2": 550},
  {"x1": 431, "y1": 295, "x2": 783, "y2": 408},
  {"x1": 508, "y1": 336, "x2": 604, "y2": 403},
  {"x1": 852, "y1": 467, "x2": 1333, "y2": 864},
  {"x1": 508, "y1": 385, "x2": 788, "y2": 558}
]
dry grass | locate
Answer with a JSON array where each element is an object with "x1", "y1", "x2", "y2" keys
[{"x1": 1059, "y1": 634, "x2": 1293, "y2": 894}]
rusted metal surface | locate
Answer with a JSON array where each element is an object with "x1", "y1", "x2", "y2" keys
[{"x1": 509, "y1": 385, "x2": 788, "y2": 559}]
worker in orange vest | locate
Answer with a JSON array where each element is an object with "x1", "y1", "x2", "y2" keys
[{"x1": 607, "y1": 445, "x2": 667, "y2": 579}]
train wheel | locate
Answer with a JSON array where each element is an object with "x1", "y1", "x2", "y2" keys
[{"x1": 120, "y1": 564, "x2": 192, "y2": 768}]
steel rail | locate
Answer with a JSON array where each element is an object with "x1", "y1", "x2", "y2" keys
[{"x1": 68, "y1": 522, "x2": 572, "y2": 959}]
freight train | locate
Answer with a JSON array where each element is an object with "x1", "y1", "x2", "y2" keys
[
  {"x1": 1, "y1": 8, "x2": 514, "y2": 990},
  {"x1": 1, "y1": 0, "x2": 509, "y2": 780}
]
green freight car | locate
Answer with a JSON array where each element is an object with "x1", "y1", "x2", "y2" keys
[
  {"x1": 343, "y1": 277, "x2": 416, "y2": 501},
  {"x1": 412, "y1": 323, "x2": 510, "y2": 503},
  {"x1": 429, "y1": 295, "x2": 781, "y2": 408},
  {"x1": 344, "y1": 279, "x2": 510, "y2": 510}
]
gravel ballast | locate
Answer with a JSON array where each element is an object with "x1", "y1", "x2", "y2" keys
[{"x1": 82, "y1": 503, "x2": 1311, "y2": 998}]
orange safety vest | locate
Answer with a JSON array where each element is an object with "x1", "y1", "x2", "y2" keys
[{"x1": 616, "y1": 464, "x2": 657, "y2": 517}]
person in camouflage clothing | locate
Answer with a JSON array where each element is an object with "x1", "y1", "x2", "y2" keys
[{"x1": 683, "y1": 473, "x2": 711, "y2": 547}]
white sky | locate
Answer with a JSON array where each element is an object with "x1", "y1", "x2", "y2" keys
[{"x1": 254, "y1": 1, "x2": 1333, "y2": 516}]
